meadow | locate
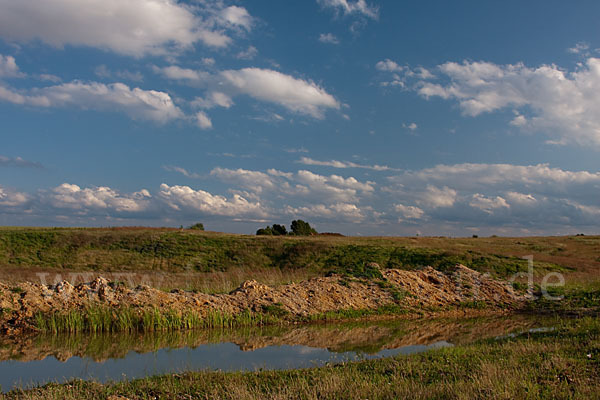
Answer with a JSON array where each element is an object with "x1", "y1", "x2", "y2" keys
[
  {"x1": 0, "y1": 227, "x2": 598, "y2": 399},
  {"x1": 1, "y1": 227, "x2": 597, "y2": 292}
]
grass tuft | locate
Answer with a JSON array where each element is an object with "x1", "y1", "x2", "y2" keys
[{"x1": 34, "y1": 306, "x2": 284, "y2": 333}]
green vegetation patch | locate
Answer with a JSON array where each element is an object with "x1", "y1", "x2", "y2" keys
[
  {"x1": 0, "y1": 228, "x2": 579, "y2": 279},
  {"x1": 34, "y1": 306, "x2": 282, "y2": 334},
  {"x1": 305, "y1": 305, "x2": 410, "y2": 322},
  {"x1": 525, "y1": 284, "x2": 600, "y2": 313}
]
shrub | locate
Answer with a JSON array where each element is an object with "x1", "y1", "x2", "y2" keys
[
  {"x1": 188, "y1": 223, "x2": 204, "y2": 231},
  {"x1": 271, "y1": 224, "x2": 288, "y2": 236},
  {"x1": 256, "y1": 224, "x2": 288, "y2": 236},
  {"x1": 290, "y1": 220, "x2": 317, "y2": 236},
  {"x1": 256, "y1": 227, "x2": 274, "y2": 236}
]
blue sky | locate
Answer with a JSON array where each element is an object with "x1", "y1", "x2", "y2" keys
[{"x1": 1, "y1": 0, "x2": 599, "y2": 236}]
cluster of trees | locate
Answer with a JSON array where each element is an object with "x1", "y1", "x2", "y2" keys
[
  {"x1": 187, "y1": 222, "x2": 205, "y2": 230},
  {"x1": 256, "y1": 220, "x2": 317, "y2": 236},
  {"x1": 181, "y1": 220, "x2": 320, "y2": 236},
  {"x1": 256, "y1": 224, "x2": 288, "y2": 236}
]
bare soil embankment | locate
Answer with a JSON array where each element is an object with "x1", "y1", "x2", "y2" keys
[{"x1": 0, "y1": 264, "x2": 525, "y2": 333}]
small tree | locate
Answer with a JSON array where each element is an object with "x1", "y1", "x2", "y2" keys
[
  {"x1": 271, "y1": 224, "x2": 288, "y2": 236},
  {"x1": 290, "y1": 220, "x2": 317, "y2": 236},
  {"x1": 188, "y1": 222, "x2": 204, "y2": 230},
  {"x1": 257, "y1": 223, "x2": 288, "y2": 236},
  {"x1": 256, "y1": 226, "x2": 273, "y2": 235}
]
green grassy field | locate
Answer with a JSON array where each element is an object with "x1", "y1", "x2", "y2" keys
[
  {"x1": 1, "y1": 227, "x2": 597, "y2": 292},
  {"x1": 4, "y1": 316, "x2": 598, "y2": 399}
]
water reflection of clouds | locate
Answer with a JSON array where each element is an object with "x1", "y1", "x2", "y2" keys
[
  {"x1": 0, "y1": 341, "x2": 457, "y2": 392},
  {"x1": 296, "y1": 346, "x2": 325, "y2": 355},
  {"x1": 0, "y1": 315, "x2": 547, "y2": 392}
]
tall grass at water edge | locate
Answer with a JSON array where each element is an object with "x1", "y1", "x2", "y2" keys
[{"x1": 34, "y1": 307, "x2": 278, "y2": 334}]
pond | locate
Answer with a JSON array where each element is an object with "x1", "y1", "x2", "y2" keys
[{"x1": 0, "y1": 314, "x2": 551, "y2": 392}]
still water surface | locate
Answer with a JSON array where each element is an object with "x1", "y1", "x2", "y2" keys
[{"x1": 0, "y1": 314, "x2": 549, "y2": 392}]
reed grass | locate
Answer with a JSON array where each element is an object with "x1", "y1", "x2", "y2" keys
[
  {"x1": 34, "y1": 306, "x2": 281, "y2": 334},
  {"x1": 34, "y1": 303, "x2": 420, "y2": 334}
]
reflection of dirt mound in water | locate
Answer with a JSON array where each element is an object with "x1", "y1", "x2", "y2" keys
[
  {"x1": 0, "y1": 265, "x2": 525, "y2": 333},
  {"x1": 0, "y1": 315, "x2": 543, "y2": 363},
  {"x1": 231, "y1": 315, "x2": 540, "y2": 352}
]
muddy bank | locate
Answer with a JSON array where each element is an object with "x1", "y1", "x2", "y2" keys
[{"x1": 0, "y1": 264, "x2": 525, "y2": 333}]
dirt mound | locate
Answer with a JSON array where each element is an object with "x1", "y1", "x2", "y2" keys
[
  {"x1": 383, "y1": 266, "x2": 518, "y2": 307},
  {"x1": 0, "y1": 265, "x2": 525, "y2": 332}
]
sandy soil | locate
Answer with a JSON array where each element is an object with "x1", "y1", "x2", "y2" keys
[{"x1": 0, "y1": 264, "x2": 525, "y2": 333}]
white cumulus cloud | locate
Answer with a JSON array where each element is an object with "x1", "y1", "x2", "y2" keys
[
  {"x1": 318, "y1": 0, "x2": 379, "y2": 19},
  {"x1": 385, "y1": 162, "x2": 600, "y2": 231},
  {"x1": 404, "y1": 122, "x2": 418, "y2": 131},
  {"x1": 295, "y1": 170, "x2": 374, "y2": 203},
  {"x1": 0, "y1": 0, "x2": 252, "y2": 56},
  {"x1": 375, "y1": 59, "x2": 407, "y2": 87},
  {"x1": 420, "y1": 185, "x2": 457, "y2": 208},
  {"x1": 2, "y1": 161, "x2": 600, "y2": 233},
  {"x1": 154, "y1": 65, "x2": 210, "y2": 82},
  {"x1": 49, "y1": 183, "x2": 151, "y2": 213},
  {"x1": 220, "y1": 5, "x2": 253, "y2": 30},
  {"x1": 298, "y1": 156, "x2": 395, "y2": 171},
  {"x1": 286, "y1": 203, "x2": 365, "y2": 222},
  {"x1": 218, "y1": 68, "x2": 340, "y2": 118},
  {"x1": 156, "y1": 66, "x2": 340, "y2": 119},
  {"x1": 504, "y1": 191, "x2": 537, "y2": 206},
  {"x1": 159, "y1": 183, "x2": 268, "y2": 217},
  {"x1": 236, "y1": 46, "x2": 258, "y2": 60},
  {"x1": 210, "y1": 168, "x2": 276, "y2": 193},
  {"x1": 195, "y1": 111, "x2": 213, "y2": 129},
  {"x1": 0, "y1": 186, "x2": 28, "y2": 207},
  {"x1": 0, "y1": 54, "x2": 23, "y2": 78},
  {"x1": 210, "y1": 167, "x2": 375, "y2": 220},
  {"x1": 163, "y1": 165, "x2": 202, "y2": 179},
  {"x1": 416, "y1": 57, "x2": 600, "y2": 148},
  {"x1": 395, "y1": 204, "x2": 425, "y2": 220},
  {"x1": 318, "y1": 33, "x2": 340, "y2": 45},
  {"x1": 568, "y1": 42, "x2": 590, "y2": 55},
  {"x1": 400, "y1": 163, "x2": 600, "y2": 193},
  {"x1": 469, "y1": 194, "x2": 510, "y2": 214},
  {"x1": 0, "y1": 81, "x2": 184, "y2": 123},
  {"x1": 376, "y1": 59, "x2": 403, "y2": 73}
]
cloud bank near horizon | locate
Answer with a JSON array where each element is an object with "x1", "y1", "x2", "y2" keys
[{"x1": 2, "y1": 162, "x2": 599, "y2": 236}]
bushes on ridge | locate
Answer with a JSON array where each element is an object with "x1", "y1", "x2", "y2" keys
[{"x1": 256, "y1": 220, "x2": 316, "y2": 236}]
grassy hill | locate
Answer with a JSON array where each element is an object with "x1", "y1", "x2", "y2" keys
[{"x1": 0, "y1": 227, "x2": 597, "y2": 291}]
